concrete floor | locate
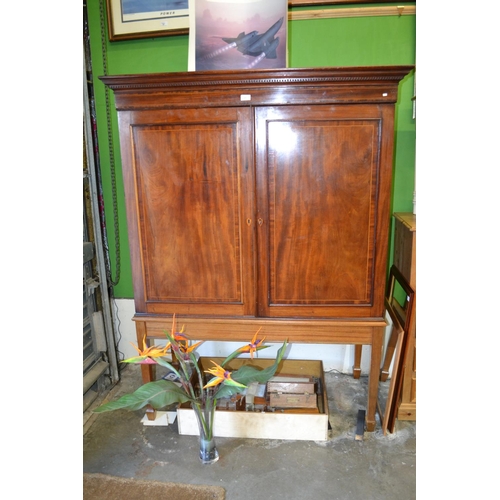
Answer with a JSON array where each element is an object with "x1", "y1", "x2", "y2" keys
[{"x1": 83, "y1": 364, "x2": 416, "y2": 500}]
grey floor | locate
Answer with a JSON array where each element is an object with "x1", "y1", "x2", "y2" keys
[{"x1": 83, "y1": 364, "x2": 416, "y2": 500}]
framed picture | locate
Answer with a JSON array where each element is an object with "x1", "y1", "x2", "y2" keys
[
  {"x1": 378, "y1": 308, "x2": 404, "y2": 436},
  {"x1": 377, "y1": 265, "x2": 415, "y2": 435},
  {"x1": 188, "y1": 0, "x2": 288, "y2": 71},
  {"x1": 105, "y1": 1, "x2": 408, "y2": 42},
  {"x1": 289, "y1": 1, "x2": 403, "y2": 5},
  {"x1": 106, "y1": 0, "x2": 190, "y2": 41}
]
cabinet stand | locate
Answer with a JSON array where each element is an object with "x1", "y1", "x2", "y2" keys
[
  {"x1": 135, "y1": 315, "x2": 385, "y2": 431},
  {"x1": 101, "y1": 66, "x2": 413, "y2": 432}
]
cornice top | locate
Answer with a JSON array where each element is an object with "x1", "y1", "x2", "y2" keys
[{"x1": 100, "y1": 66, "x2": 414, "y2": 92}]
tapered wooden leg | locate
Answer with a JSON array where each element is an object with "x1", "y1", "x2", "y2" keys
[
  {"x1": 379, "y1": 325, "x2": 399, "y2": 382},
  {"x1": 353, "y1": 345, "x2": 362, "y2": 379},
  {"x1": 366, "y1": 326, "x2": 384, "y2": 431}
]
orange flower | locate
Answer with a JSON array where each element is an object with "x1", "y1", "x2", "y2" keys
[
  {"x1": 172, "y1": 323, "x2": 186, "y2": 343},
  {"x1": 122, "y1": 340, "x2": 171, "y2": 364},
  {"x1": 236, "y1": 328, "x2": 266, "y2": 359},
  {"x1": 203, "y1": 361, "x2": 246, "y2": 389},
  {"x1": 181, "y1": 341, "x2": 203, "y2": 354}
]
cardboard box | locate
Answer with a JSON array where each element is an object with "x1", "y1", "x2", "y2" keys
[
  {"x1": 177, "y1": 358, "x2": 328, "y2": 441},
  {"x1": 269, "y1": 392, "x2": 317, "y2": 409},
  {"x1": 267, "y1": 375, "x2": 316, "y2": 395},
  {"x1": 267, "y1": 375, "x2": 317, "y2": 408}
]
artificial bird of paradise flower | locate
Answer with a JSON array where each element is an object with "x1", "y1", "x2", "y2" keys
[{"x1": 94, "y1": 315, "x2": 288, "y2": 462}]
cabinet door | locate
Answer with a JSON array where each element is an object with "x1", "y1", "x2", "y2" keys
[
  {"x1": 254, "y1": 104, "x2": 394, "y2": 318},
  {"x1": 119, "y1": 107, "x2": 256, "y2": 316}
]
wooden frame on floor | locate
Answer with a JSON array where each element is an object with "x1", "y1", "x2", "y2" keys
[{"x1": 378, "y1": 265, "x2": 415, "y2": 434}]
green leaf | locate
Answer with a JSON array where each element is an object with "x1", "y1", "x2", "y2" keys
[
  {"x1": 215, "y1": 340, "x2": 288, "y2": 400},
  {"x1": 121, "y1": 355, "x2": 149, "y2": 364},
  {"x1": 93, "y1": 380, "x2": 192, "y2": 413},
  {"x1": 153, "y1": 357, "x2": 182, "y2": 377}
]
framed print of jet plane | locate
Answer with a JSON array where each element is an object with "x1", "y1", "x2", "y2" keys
[{"x1": 189, "y1": 0, "x2": 288, "y2": 71}]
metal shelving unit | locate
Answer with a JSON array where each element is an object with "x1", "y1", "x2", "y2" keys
[{"x1": 83, "y1": 8, "x2": 119, "y2": 412}]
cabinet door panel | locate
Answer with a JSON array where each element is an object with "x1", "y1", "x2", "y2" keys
[
  {"x1": 255, "y1": 105, "x2": 393, "y2": 318},
  {"x1": 122, "y1": 107, "x2": 255, "y2": 316}
]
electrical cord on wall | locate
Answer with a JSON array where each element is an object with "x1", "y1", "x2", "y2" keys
[
  {"x1": 98, "y1": 0, "x2": 121, "y2": 288},
  {"x1": 111, "y1": 294, "x2": 126, "y2": 365}
]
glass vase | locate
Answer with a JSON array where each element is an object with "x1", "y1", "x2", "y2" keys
[{"x1": 191, "y1": 399, "x2": 219, "y2": 464}]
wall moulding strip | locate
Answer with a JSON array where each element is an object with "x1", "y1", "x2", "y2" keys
[{"x1": 289, "y1": 5, "x2": 416, "y2": 21}]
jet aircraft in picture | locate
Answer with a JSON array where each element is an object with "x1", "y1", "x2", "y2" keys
[
  {"x1": 202, "y1": 17, "x2": 284, "y2": 68},
  {"x1": 222, "y1": 17, "x2": 283, "y2": 59}
]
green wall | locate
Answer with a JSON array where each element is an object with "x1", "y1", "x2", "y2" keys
[{"x1": 86, "y1": 1, "x2": 416, "y2": 299}]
